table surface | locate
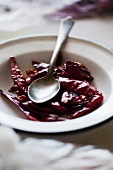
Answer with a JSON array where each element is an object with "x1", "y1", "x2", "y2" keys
[{"x1": 1, "y1": 4, "x2": 113, "y2": 151}]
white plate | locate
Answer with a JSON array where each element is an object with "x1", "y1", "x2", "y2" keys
[{"x1": 0, "y1": 35, "x2": 113, "y2": 133}]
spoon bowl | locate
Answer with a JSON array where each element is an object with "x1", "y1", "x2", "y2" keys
[
  {"x1": 28, "y1": 16, "x2": 74, "y2": 103},
  {"x1": 28, "y1": 75, "x2": 60, "y2": 103}
]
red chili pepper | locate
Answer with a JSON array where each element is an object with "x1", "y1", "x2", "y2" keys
[
  {"x1": 68, "y1": 91, "x2": 103, "y2": 119},
  {"x1": 53, "y1": 60, "x2": 93, "y2": 82},
  {"x1": 61, "y1": 91, "x2": 91, "y2": 106},
  {"x1": 59, "y1": 77, "x2": 96, "y2": 96},
  {"x1": 41, "y1": 116, "x2": 65, "y2": 122},
  {"x1": 50, "y1": 101, "x2": 71, "y2": 114},
  {"x1": 26, "y1": 69, "x2": 47, "y2": 85},
  {"x1": 32, "y1": 61, "x2": 49, "y2": 71},
  {"x1": 9, "y1": 56, "x2": 28, "y2": 95},
  {"x1": 1, "y1": 57, "x2": 103, "y2": 122},
  {"x1": 1, "y1": 91, "x2": 38, "y2": 121}
]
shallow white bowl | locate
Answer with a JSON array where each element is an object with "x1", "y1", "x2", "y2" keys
[{"x1": 0, "y1": 35, "x2": 113, "y2": 133}]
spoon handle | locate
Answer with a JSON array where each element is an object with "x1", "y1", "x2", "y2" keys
[{"x1": 47, "y1": 16, "x2": 75, "y2": 75}]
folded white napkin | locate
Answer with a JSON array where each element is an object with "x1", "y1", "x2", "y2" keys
[{"x1": 0, "y1": 125, "x2": 113, "y2": 170}]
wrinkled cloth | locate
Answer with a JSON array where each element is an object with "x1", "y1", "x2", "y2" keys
[
  {"x1": 1, "y1": 0, "x2": 113, "y2": 32},
  {"x1": 45, "y1": 0, "x2": 113, "y2": 20},
  {"x1": 0, "y1": 126, "x2": 113, "y2": 170}
]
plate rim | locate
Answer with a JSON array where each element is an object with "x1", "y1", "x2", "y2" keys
[
  {"x1": 0, "y1": 34, "x2": 113, "y2": 133},
  {"x1": 0, "y1": 33, "x2": 112, "y2": 52}
]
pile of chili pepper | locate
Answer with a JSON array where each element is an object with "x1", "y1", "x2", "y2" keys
[{"x1": 0, "y1": 55, "x2": 103, "y2": 122}]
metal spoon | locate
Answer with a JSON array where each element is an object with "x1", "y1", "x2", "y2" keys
[{"x1": 28, "y1": 17, "x2": 74, "y2": 103}]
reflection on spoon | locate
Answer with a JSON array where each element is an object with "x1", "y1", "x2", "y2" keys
[{"x1": 28, "y1": 16, "x2": 75, "y2": 103}]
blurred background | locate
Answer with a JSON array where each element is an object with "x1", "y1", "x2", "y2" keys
[{"x1": 0, "y1": 0, "x2": 113, "y2": 48}]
